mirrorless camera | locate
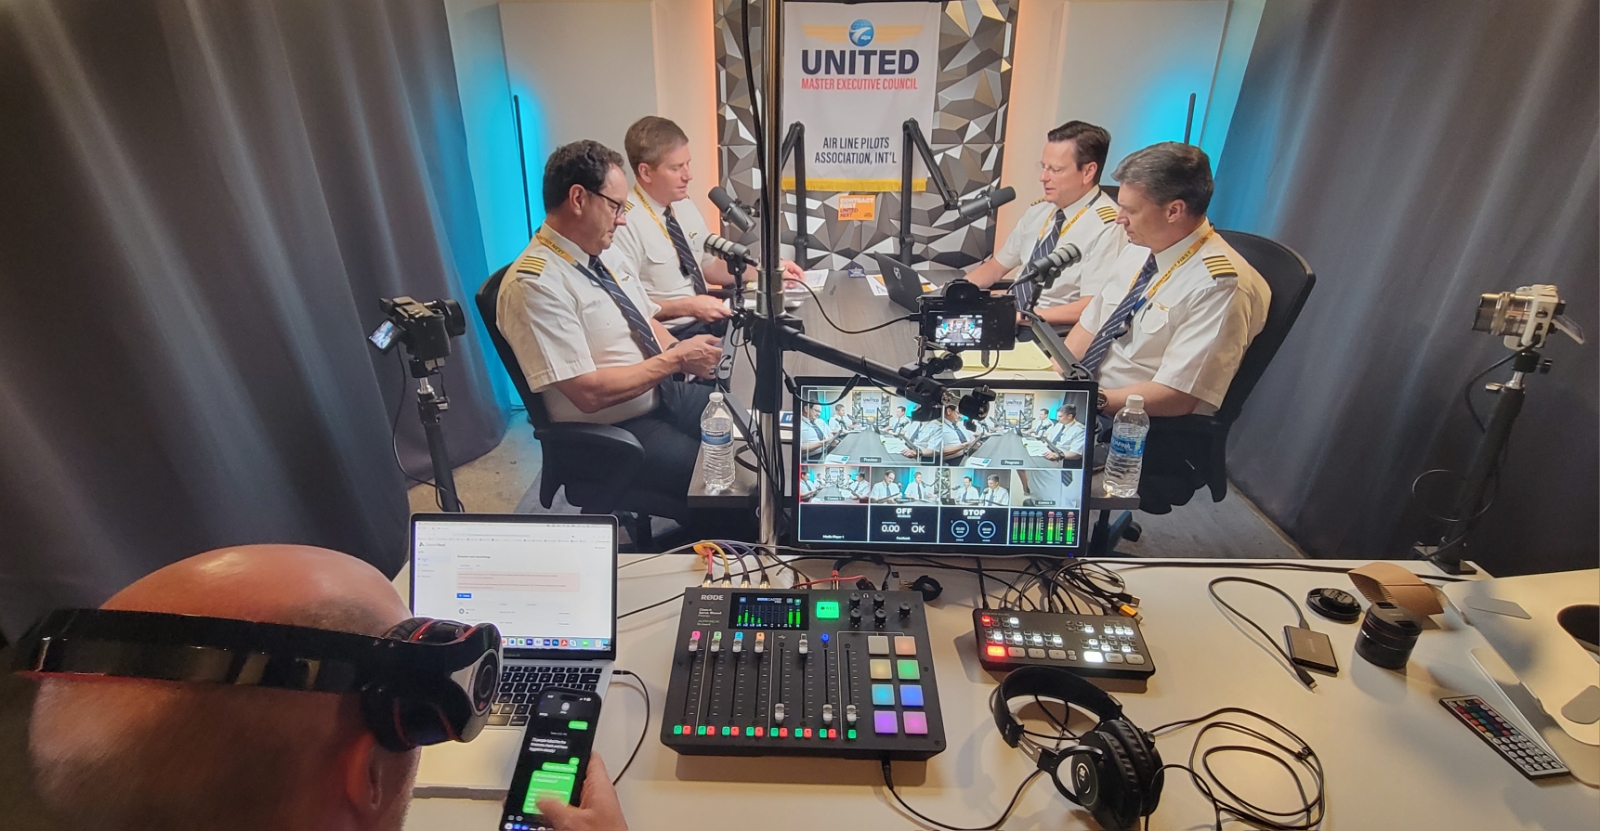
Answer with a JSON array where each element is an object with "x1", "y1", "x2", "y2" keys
[{"x1": 918, "y1": 279, "x2": 1017, "y2": 351}]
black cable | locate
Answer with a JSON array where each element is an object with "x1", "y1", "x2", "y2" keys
[
  {"x1": 1463, "y1": 350, "x2": 1520, "y2": 431},
  {"x1": 1148, "y1": 707, "x2": 1326, "y2": 831},
  {"x1": 881, "y1": 758, "x2": 1044, "y2": 831},
  {"x1": 786, "y1": 276, "x2": 915, "y2": 334},
  {"x1": 975, "y1": 557, "x2": 989, "y2": 609},
  {"x1": 1206, "y1": 577, "x2": 1316, "y2": 690},
  {"x1": 389, "y1": 351, "x2": 458, "y2": 511},
  {"x1": 608, "y1": 669, "x2": 650, "y2": 785}
]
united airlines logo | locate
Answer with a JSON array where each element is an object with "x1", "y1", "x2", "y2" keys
[
  {"x1": 800, "y1": 21, "x2": 925, "y2": 79},
  {"x1": 848, "y1": 19, "x2": 875, "y2": 47}
]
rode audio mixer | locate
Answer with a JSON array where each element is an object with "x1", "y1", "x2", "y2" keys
[
  {"x1": 661, "y1": 589, "x2": 946, "y2": 760},
  {"x1": 973, "y1": 609, "x2": 1156, "y2": 681}
]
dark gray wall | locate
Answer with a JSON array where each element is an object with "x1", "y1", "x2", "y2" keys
[{"x1": 1211, "y1": 0, "x2": 1598, "y2": 574}]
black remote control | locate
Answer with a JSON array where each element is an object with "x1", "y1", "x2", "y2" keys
[{"x1": 1439, "y1": 695, "x2": 1569, "y2": 780}]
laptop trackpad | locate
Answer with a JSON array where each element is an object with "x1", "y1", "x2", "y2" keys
[{"x1": 413, "y1": 728, "x2": 520, "y2": 800}]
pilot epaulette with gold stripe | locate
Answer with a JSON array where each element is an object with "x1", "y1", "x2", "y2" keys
[
  {"x1": 625, "y1": 200, "x2": 637, "y2": 211},
  {"x1": 515, "y1": 255, "x2": 546, "y2": 276},
  {"x1": 1031, "y1": 197, "x2": 1047, "y2": 206},
  {"x1": 1095, "y1": 205, "x2": 1118, "y2": 223},
  {"x1": 1202, "y1": 255, "x2": 1236, "y2": 278}
]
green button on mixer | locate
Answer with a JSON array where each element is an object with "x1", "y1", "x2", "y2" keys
[
  {"x1": 896, "y1": 659, "x2": 920, "y2": 680},
  {"x1": 816, "y1": 600, "x2": 840, "y2": 619}
]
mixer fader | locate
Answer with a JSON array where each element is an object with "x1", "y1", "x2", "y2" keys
[{"x1": 660, "y1": 589, "x2": 946, "y2": 760}]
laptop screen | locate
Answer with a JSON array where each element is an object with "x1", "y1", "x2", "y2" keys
[{"x1": 410, "y1": 515, "x2": 618, "y2": 657}]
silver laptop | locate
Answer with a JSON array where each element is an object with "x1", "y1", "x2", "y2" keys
[{"x1": 408, "y1": 513, "x2": 619, "y2": 798}]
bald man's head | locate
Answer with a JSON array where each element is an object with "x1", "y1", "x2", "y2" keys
[{"x1": 29, "y1": 545, "x2": 417, "y2": 831}]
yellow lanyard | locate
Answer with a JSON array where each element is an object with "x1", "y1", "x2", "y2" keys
[
  {"x1": 633, "y1": 185, "x2": 674, "y2": 244},
  {"x1": 1131, "y1": 228, "x2": 1214, "y2": 305},
  {"x1": 1036, "y1": 191, "x2": 1099, "y2": 243},
  {"x1": 536, "y1": 228, "x2": 605, "y2": 286}
]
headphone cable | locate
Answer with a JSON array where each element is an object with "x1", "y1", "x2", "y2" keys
[{"x1": 1148, "y1": 707, "x2": 1326, "y2": 831}]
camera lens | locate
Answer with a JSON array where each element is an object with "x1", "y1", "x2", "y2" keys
[
  {"x1": 471, "y1": 653, "x2": 500, "y2": 712},
  {"x1": 1354, "y1": 601, "x2": 1421, "y2": 669}
]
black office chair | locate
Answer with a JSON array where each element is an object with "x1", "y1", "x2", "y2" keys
[
  {"x1": 475, "y1": 265, "x2": 690, "y2": 550},
  {"x1": 1094, "y1": 230, "x2": 1316, "y2": 550}
]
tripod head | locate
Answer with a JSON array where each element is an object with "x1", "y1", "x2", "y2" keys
[{"x1": 370, "y1": 297, "x2": 467, "y2": 378}]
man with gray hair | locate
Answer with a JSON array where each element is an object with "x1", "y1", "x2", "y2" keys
[{"x1": 1064, "y1": 142, "x2": 1269, "y2": 418}]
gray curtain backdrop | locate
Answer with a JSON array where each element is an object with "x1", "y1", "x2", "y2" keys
[
  {"x1": 0, "y1": 0, "x2": 506, "y2": 637},
  {"x1": 1211, "y1": 0, "x2": 1597, "y2": 574}
]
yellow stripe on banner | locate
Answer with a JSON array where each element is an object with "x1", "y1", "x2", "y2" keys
[{"x1": 781, "y1": 177, "x2": 925, "y2": 193}]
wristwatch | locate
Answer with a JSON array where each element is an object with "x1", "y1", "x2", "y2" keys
[{"x1": 1097, "y1": 390, "x2": 1108, "y2": 411}]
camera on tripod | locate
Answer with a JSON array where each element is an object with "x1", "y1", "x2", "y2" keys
[
  {"x1": 917, "y1": 279, "x2": 1017, "y2": 351},
  {"x1": 369, "y1": 297, "x2": 467, "y2": 377}
]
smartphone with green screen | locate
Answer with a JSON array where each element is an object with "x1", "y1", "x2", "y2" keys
[{"x1": 498, "y1": 688, "x2": 602, "y2": 830}]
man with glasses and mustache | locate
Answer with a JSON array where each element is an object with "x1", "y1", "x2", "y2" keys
[
  {"x1": 967, "y1": 121, "x2": 1128, "y2": 329},
  {"x1": 497, "y1": 140, "x2": 725, "y2": 505}
]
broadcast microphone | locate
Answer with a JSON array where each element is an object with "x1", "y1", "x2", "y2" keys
[
  {"x1": 1024, "y1": 242, "x2": 1083, "y2": 290},
  {"x1": 953, "y1": 186, "x2": 1016, "y2": 223},
  {"x1": 704, "y1": 233, "x2": 751, "y2": 264},
  {"x1": 709, "y1": 187, "x2": 755, "y2": 233}
]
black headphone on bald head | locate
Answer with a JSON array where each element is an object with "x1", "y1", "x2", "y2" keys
[
  {"x1": 13, "y1": 608, "x2": 501, "y2": 753},
  {"x1": 992, "y1": 666, "x2": 1164, "y2": 831}
]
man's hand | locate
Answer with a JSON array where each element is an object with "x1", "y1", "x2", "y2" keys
[
  {"x1": 684, "y1": 294, "x2": 732, "y2": 322},
  {"x1": 535, "y1": 755, "x2": 628, "y2": 831},
  {"x1": 672, "y1": 335, "x2": 722, "y2": 378},
  {"x1": 780, "y1": 259, "x2": 807, "y2": 284},
  {"x1": 900, "y1": 449, "x2": 918, "y2": 458}
]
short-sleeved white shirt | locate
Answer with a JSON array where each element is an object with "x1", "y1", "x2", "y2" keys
[
  {"x1": 993, "y1": 187, "x2": 1130, "y2": 307},
  {"x1": 870, "y1": 482, "x2": 902, "y2": 501},
  {"x1": 496, "y1": 226, "x2": 664, "y2": 424},
  {"x1": 1077, "y1": 221, "x2": 1271, "y2": 415},
  {"x1": 981, "y1": 487, "x2": 1011, "y2": 506},
  {"x1": 605, "y1": 187, "x2": 715, "y2": 327}
]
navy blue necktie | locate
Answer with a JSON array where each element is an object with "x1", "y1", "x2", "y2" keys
[
  {"x1": 1016, "y1": 208, "x2": 1065, "y2": 311},
  {"x1": 587, "y1": 256, "x2": 662, "y2": 358},
  {"x1": 1081, "y1": 254, "x2": 1158, "y2": 376},
  {"x1": 662, "y1": 207, "x2": 708, "y2": 295}
]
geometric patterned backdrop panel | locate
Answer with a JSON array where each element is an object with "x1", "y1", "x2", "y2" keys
[{"x1": 715, "y1": 0, "x2": 1017, "y2": 270}]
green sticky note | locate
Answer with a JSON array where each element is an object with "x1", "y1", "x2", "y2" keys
[
  {"x1": 816, "y1": 600, "x2": 840, "y2": 619},
  {"x1": 568, "y1": 720, "x2": 589, "y2": 731}
]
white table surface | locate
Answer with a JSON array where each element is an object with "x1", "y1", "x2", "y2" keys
[{"x1": 403, "y1": 556, "x2": 1600, "y2": 830}]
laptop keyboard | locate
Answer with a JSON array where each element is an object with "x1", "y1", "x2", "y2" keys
[{"x1": 490, "y1": 665, "x2": 604, "y2": 727}]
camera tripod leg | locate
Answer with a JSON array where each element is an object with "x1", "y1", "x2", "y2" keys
[{"x1": 416, "y1": 381, "x2": 462, "y2": 513}]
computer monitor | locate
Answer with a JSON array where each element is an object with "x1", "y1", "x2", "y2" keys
[{"x1": 790, "y1": 377, "x2": 1096, "y2": 554}]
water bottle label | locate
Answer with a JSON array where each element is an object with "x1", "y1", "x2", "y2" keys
[
  {"x1": 702, "y1": 430, "x2": 732, "y2": 446},
  {"x1": 1109, "y1": 434, "x2": 1144, "y2": 457}
]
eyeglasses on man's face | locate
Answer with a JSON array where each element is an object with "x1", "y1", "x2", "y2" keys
[{"x1": 587, "y1": 188, "x2": 627, "y2": 218}]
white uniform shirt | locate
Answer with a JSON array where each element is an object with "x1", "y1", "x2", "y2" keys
[
  {"x1": 903, "y1": 479, "x2": 934, "y2": 502},
  {"x1": 952, "y1": 483, "x2": 981, "y2": 503},
  {"x1": 605, "y1": 187, "x2": 716, "y2": 327},
  {"x1": 905, "y1": 421, "x2": 942, "y2": 453},
  {"x1": 849, "y1": 478, "x2": 872, "y2": 499},
  {"x1": 940, "y1": 419, "x2": 973, "y2": 448},
  {"x1": 1044, "y1": 419, "x2": 1088, "y2": 454},
  {"x1": 994, "y1": 187, "x2": 1129, "y2": 307},
  {"x1": 800, "y1": 417, "x2": 833, "y2": 447},
  {"x1": 870, "y1": 481, "x2": 902, "y2": 501},
  {"x1": 497, "y1": 226, "x2": 663, "y2": 424},
  {"x1": 1078, "y1": 221, "x2": 1270, "y2": 416},
  {"x1": 981, "y1": 486, "x2": 1011, "y2": 506}
]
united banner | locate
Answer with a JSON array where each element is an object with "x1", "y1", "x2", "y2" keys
[{"x1": 781, "y1": 2, "x2": 941, "y2": 192}]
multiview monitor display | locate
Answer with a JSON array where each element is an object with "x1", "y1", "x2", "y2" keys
[{"x1": 791, "y1": 378, "x2": 1096, "y2": 553}]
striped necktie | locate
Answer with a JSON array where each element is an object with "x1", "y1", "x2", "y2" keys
[
  {"x1": 1016, "y1": 208, "x2": 1065, "y2": 311},
  {"x1": 1081, "y1": 254, "x2": 1158, "y2": 377},
  {"x1": 587, "y1": 255, "x2": 662, "y2": 358},
  {"x1": 662, "y1": 206, "x2": 709, "y2": 295}
]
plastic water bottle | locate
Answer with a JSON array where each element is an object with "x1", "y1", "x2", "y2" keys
[
  {"x1": 1103, "y1": 394, "x2": 1149, "y2": 498},
  {"x1": 701, "y1": 392, "x2": 735, "y2": 493}
]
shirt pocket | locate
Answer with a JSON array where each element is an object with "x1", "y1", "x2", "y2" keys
[{"x1": 1138, "y1": 304, "x2": 1169, "y2": 335}]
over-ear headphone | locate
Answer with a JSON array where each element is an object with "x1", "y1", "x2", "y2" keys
[
  {"x1": 992, "y1": 666, "x2": 1163, "y2": 831},
  {"x1": 12, "y1": 608, "x2": 501, "y2": 753}
]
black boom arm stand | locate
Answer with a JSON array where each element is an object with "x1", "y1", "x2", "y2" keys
[
  {"x1": 778, "y1": 122, "x2": 818, "y2": 269},
  {"x1": 897, "y1": 118, "x2": 962, "y2": 265}
]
